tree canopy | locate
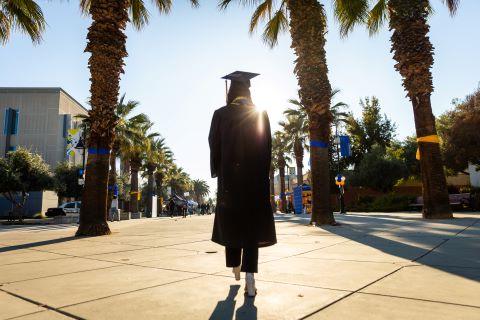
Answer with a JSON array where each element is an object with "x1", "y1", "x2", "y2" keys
[
  {"x1": 438, "y1": 88, "x2": 480, "y2": 174},
  {"x1": 347, "y1": 96, "x2": 396, "y2": 167},
  {"x1": 0, "y1": 148, "x2": 53, "y2": 208},
  {"x1": 53, "y1": 162, "x2": 84, "y2": 199}
]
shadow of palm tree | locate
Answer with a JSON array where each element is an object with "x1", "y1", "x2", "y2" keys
[
  {"x1": 275, "y1": 213, "x2": 480, "y2": 282},
  {"x1": 0, "y1": 236, "x2": 79, "y2": 253}
]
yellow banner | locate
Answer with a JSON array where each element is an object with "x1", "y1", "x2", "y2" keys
[{"x1": 416, "y1": 135, "x2": 440, "y2": 160}]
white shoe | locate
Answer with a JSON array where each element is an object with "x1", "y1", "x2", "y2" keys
[
  {"x1": 232, "y1": 266, "x2": 241, "y2": 281},
  {"x1": 245, "y1": 272, "x2": 257, "y2": 297}
]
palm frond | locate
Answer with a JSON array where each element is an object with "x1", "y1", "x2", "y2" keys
[
  {"x1": 367, "y1": 0, "x2": 388, "y2": 36},
  {"x1": 1, "y1": 0, "x2": 46, "y2": 44},
  {"x1": 262, "y1": 7, "x2": 288, "y2": 48},
  {"x1": 249, "y1": 0, "x2": 272, "y2": 34},
  {"x1": 130, "y1": 0, "x2": 150, "y2": 30},
  {"x1": 334, "y1": 0, "x2": 369, "y2": 37},
  {"x1": 442, "y1": 0, "x2": 459, "y2": 15}
]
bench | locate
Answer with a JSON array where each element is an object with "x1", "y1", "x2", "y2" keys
[{"x1": 409, "y1": 193, "x2": 472, "y2": 211}]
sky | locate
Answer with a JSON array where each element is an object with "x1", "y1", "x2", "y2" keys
[{"x1": 1, "y1": 1, "x2": 479, "y2": 193}]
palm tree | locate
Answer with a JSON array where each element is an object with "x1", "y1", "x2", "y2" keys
[
  {"x1": 121, "y1": 119, "x2": 157, "y2": 214},
  {"x1": 168, "y1": 165, "x2": 191, "y2": 196},
  {"x1": 108, "y1": 95, "x2": 149, "y2": 210},
  {"x1": 77, "y1": 0, "x2": 200, "y2": 236},
  {"x1": 280, "y1": 114, "x2": 308, "y2": 186},
  {"x1": 155, "y1": 155, "x2": 173, "y2": 213},
  {"x1": 143, "y1": 137, "x2": 172, "y2": 215},
  {"x1": 192, "y1": 179, "x2": 210, "y2": 204},
  {"x1": 220, "y1": 0, "x2": 335, "y2": 224},
  {"x1": 0, "y1": 0, "x2": 46, "y2": 45},
  {"x1": 284, "y1": 89, "x2": 348, "y2": 185},
  {"x1": 269, "y1": 149, "x2": 278, "y2": 212},
  {"x1": 334, "y1": 0, "x2": 456, "y2": 219},
  {"x1": 272, "y1": 131, "x2": 291, "y2": 213}
]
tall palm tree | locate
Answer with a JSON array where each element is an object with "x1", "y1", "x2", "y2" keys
[
  {"x1": 269, "y1": 148, "x2": 278, "y2": 212},
  {"x1": 334, "y1": 0, "x2": 456, "y2": 219},
  {"x1": 272, "y1": 131, "x2": 291, "y2": 213},
  {"x1": 192, "y1": 179, "x2": 210, "y2": 204},
  {"x1": 220, "y1": 0, "x2": 335, "y2": 224},
  {"x1": 279, "y1": 114, "x2": 308, "y2": 186},
  {"x1": 0, "y1": 0, "x2": 46, "y2": 45},
  {"x1": 108, "y1": 95, "x2": 149, "y2": 210},
  {"x1": 155, "y1": 154, "x2": 173, "y2": 213},
  {"x1": 284, "y1": 89, "x2": 348, "y2": 184},
  {"x1": 77, "y1": 0, "x2": 200, "y2": 236},
  {"x1": 121, "y1": 119, "x2": 157, "y2": 214},
  {"x1": 167, "y1": 165, "x2": 191, "y2": 196},
  {"x1": 143, "y1": 137, "x2": 172, "y2": 215}
]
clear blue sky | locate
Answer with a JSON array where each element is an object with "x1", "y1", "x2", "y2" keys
[{"x1": 1, "y1": 1, "x2": 479, "y2": 192}]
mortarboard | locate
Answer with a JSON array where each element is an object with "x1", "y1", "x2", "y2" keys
[
  {"x1": 222, "y1": 71, "x2": 260, "y2": 86},
  {"x1": 222, "y1": 71, "x2": 259, "y2": 102}
]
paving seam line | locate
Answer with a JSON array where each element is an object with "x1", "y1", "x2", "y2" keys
[
  {"x1": 55, "y1": 274, "x2": 207, "y2": 310},
  {"x1": 454, "y1": 218, "x2": 480, "y2": 236},
  {"x1": 298, "y1": 266, "x2": 405, "y2": 320},
  {"x1": 0, "y1": 288, "x2": 84, "y2": 320},
  {"x1": 2, "y1": 265, "x2": 122, "y2": 285},
  {"x1": 411, "y1": 239, "x2": 450, "y2": 262},
  {"x1": 358, "y1": 291, "x2": 480, "y2": 309},
  {"x1": 21, "y1": 237, "x2": 211, "y2": 258},
  {"x1": 210, "y1": 273, "x2": 353, "y2": 293},
  {"x1": 0, "y1": 256, "x2": 73, "y2": 267}
]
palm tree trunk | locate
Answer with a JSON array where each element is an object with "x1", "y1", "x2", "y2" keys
[
  {"x1": 130, "y1": 161, "x2": 140, "y2": 214},
  {"x1": 76, "y1": 0, "x2": 129, "y2": 236},
  {"x1": 288, "y1": 0, "x2": 335, "y2": 225},
  {"x1": 146, "y1": 166, "x2": 155, "y2": 216},
  {"x1": 388, "y1": 0, "x2": 451, "y2": 219},
  {"x1": 107, "y1": 150, "x2": 117, "y2": 213},
  {"x1": 294, "y1": 141, "x2": 304, "y2": 186},
  {"x1": 155, "y1": 172, "x2": 164, "y2": 215},
  {"x1": 279, "y1": 163, "x2": 286, "y2": 213},
  {"x1": 269, "y1": 167, "x2": 276, "y2": 213}
]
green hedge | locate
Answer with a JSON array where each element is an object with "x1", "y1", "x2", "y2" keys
[{"x1": 350, "y1": 193, "x2": 415, "y2": 212}]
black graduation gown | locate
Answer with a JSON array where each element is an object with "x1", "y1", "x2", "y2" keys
[{"x1": 209, "y1": 102, "x2": 277, "y2": 248}]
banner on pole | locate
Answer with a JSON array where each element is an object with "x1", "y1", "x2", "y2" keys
[
  {"x1": 339, "y1": 136, "x2": 351, "y2": 157},
  {"x1": 66, "y1": 128, "x2": 83, "y2": 157}
]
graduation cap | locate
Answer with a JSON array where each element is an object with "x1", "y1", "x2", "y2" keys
[
  {"x1": 222, "y1": 71, "x2": 259, "y2": 86},
  {"x1": 222, "y1": 71, "x2": 259, "y2": 102}
]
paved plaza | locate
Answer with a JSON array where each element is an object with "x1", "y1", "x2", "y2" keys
[{"x1": 0, "y1": 212, "x2": 479, "y2": 320}]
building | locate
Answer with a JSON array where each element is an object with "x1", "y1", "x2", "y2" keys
[{"x1": 0, "y1": 87, "x2": 88, "y2": 168}]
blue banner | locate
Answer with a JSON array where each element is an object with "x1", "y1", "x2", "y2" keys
[
  {"x1": 310, "y1": 140, "x2": 328, "y2": 148},
  {"x1": 339, "y1": 135, "x2": 351, "y2": 157}
]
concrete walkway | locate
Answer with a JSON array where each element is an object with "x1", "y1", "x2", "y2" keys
[{"x1": 0, "y1": 212, "x2": 478, "y2": 320}]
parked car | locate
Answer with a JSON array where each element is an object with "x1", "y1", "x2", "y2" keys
[{"x1": 45, "y1": 201, "x2": 81, "y2": 217}]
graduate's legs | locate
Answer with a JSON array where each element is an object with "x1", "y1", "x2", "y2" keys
[
  {"x1": 240, "y1": 247, "x2": 259, "y2": 273},
  {"x1": 225, "y1": 247, "x2": 241, "y2": 267}
]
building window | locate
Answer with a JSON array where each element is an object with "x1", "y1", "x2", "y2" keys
[{"x1": 3, "y1": 108, "x2": 19, "y2": 135}]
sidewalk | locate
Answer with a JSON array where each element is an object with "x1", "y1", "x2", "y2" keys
[{"x1": 0, "y1": 212, "x2": 478, "y2": 320}]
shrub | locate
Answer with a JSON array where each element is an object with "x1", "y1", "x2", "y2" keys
[{"x1": 350, "y1": 193, "x2": 415, "y2": 212}]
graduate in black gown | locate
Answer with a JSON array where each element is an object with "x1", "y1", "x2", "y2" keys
[{"x1": 209, "y1": 71, "x2": 277, "y2": 297}]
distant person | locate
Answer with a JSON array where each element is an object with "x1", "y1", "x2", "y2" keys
[
  {"x1": 168, "y1": 198, "x2": 175, "y2": 218},
  {"x1": 209, "y1": 71, "x2": 277, "y2": 297}
]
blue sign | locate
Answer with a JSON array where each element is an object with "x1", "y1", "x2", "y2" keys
[
  {"x1": 293, "y1": 186, "x2": 303, "y2": 214},
  {"x1": 339, "y1": 135, "x2": 351, "y2": 157}
]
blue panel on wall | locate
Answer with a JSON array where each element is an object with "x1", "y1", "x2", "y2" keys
[{"x1": 3, "y1": 108, "x2": 10, "y2": 135}]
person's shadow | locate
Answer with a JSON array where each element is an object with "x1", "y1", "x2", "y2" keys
[
  {"x1": 209, "y1": 285, "x2": 240, "y2": 320},
  {"x1": 235, "y1": 295, "x2": 257, "y2": 320},
  {"x1": 209, "y1": 285, "x2": 258, "y2": 320}
]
